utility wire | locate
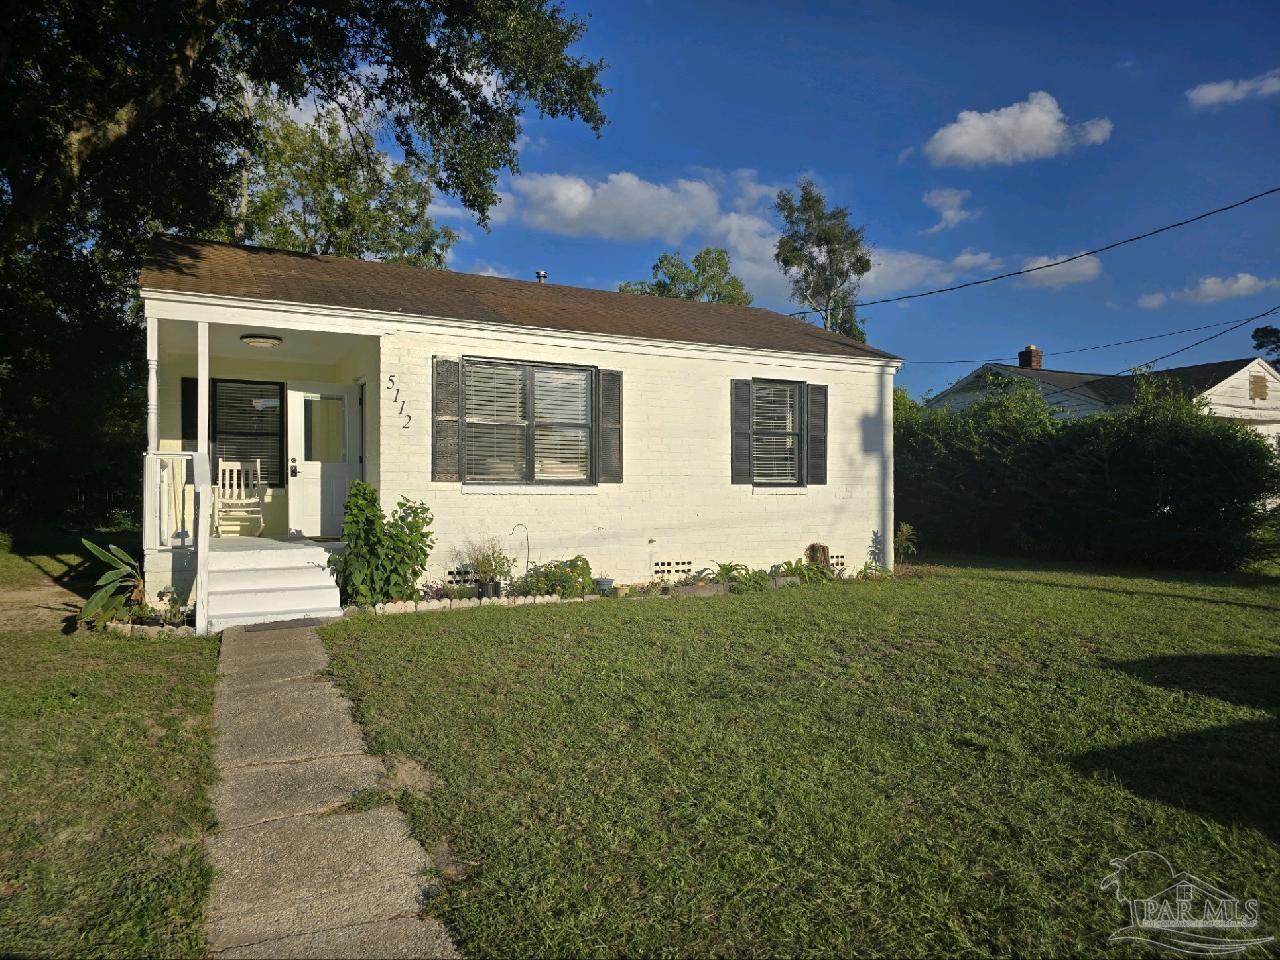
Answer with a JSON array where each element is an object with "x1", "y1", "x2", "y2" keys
[
  {"x1": 1033, "y1": 303, "x2": 1280, "y2": 405},
  {"x1": 787, "y1": 185, "x2": 1280, "y2": 316},
  {"x1": 906, "y1": 315, "x2": 1260, "y2": 365}
]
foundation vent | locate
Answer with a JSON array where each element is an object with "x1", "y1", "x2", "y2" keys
[
  {"x1": 653, "y1": 560, "x2": 693, "y2": 578},
  {"x1": 446, "y1": 567, "x2": 476, "y2": 586}
]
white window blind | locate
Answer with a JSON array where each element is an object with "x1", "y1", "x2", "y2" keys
[
  {"x1": 750, "y1": 381, "x2": 800, "y2": 484},
  {"x1": 462, "y1": 360, "x2": 594, "y2": 483},
  {"x1": 212, "y1": 380, "x2": 285, "y2": 485}
]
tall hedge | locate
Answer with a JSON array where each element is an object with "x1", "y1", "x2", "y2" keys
[{"x1": 895, "y1": 374, "x2": 1280, "y2": 570}]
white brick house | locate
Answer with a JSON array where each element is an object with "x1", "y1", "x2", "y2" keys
[{"x1": 139, "y1": 238, "x2": 900, "y2": 630}]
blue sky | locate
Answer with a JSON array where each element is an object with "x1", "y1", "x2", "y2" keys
[{"x1": 429, "y1": 0, "x2": 1280, "y2": 398}]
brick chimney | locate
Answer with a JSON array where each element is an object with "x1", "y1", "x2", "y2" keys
[{"x1": 1018, "y1": 344, "x2": 1043, "y2": 369}]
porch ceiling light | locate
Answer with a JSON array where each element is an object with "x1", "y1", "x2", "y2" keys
[{"x1": 240, "y1": 333, "x2": 282, "y2": 349}]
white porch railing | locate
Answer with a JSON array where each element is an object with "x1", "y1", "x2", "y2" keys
[
  {"x1": 143, "y1": 452, "x2": 195, "y2": 550},
  {"x1": 192, "y1": 454, "x2": 212, "y2": 634}
]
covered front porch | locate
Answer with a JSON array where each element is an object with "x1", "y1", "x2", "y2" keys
[{"x1": 142, "y1": 314, "x2": 377, "y2": 629}]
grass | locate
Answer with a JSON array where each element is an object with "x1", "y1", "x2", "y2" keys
[
  {"x1": 321, "y1": 558, "x2": 1280, "y2": 957},
  {"x1": 0, "y1": 628, "x2": 219, "y2": 958}
]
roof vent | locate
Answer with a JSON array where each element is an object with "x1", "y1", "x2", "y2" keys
[
  {"x1": 1018, "y1": 344, "x2": 1044, "y2": 370},
  {"x1": 535, "y1": 270, "x2": 548, "y2": 284}
]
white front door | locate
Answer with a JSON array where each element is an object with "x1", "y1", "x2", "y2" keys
[{"x1": 287, "y1": 382, "x2": 359, "y2": 538}]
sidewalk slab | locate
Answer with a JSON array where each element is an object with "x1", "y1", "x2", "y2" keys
[
  {"x1": 213, "y1": 753, "x2": 385, "y2": 829},
  {"x1": 214, "y1": 682, "x2": 366, "y2": 768},
  {"x1": 216, "y1": 916, "x2": 459, "y2": 959}
]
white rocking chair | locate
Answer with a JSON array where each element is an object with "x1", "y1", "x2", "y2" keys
[{"x1": 213, "y1": 459, "x2": 267, "y2": 537}]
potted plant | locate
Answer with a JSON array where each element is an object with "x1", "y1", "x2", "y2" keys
[
  {"x1": 593, "y1": 575, "x2": 615, "y2": 596},
  {"x1": 457, "y1": 538, "x2": 515, "y2": 599}
]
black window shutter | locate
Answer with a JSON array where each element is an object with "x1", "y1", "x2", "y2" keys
[
  {"x1": 731, "y1": 379, "x2": 752, "y2": 484},
  {"x1": 180, "y1": 377, "x2": 198, "y2": 452},
  {"x1": 806, "y1": 383, "x2": 828, "y2": 485},
  {"x1": 432, "y1": 357, "x2": 462, "y2": 481},
  {"x1": 597, "y1": 369, "x2": 623, "y2": 483}
]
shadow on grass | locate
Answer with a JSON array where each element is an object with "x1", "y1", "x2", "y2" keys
[
  {"x1": 976, "y1": 574, "x2": 1280, "y2": 615},
  {"x1": 923, "y1": 551, "x2": 1280, "y2": 592},
  {"x1": 1071, "y1": 655, "x2": 1280, "y2": 844}
]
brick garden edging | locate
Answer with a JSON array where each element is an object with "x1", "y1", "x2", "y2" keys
[{"x1": 351, "y1": 594, "x2": 605, "y2": 617}]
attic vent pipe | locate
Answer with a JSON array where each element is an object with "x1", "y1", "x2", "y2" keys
[{"x1": 536, "y1": 270, "x2": 548, "y2": 284}]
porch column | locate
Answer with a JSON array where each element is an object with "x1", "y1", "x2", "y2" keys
[
  {"x1": 197, "y1": 321, "x2": 209, "y2": 457},
  {"x1": 145, "y1": 315, "x2": 159, "y2": 452}
]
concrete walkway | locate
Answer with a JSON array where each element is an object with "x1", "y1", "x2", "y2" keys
[{"x1": 206, "y1": 623, "x2": 459, "y2": 959}]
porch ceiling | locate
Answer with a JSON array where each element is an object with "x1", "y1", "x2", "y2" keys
[{"x1": 160, "y1": 320, "x2": 373, "y2": 366}]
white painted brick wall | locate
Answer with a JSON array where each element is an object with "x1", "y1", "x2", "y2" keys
[{"x1": 374, "y1": 327, "x2": 897, "y2": 583}]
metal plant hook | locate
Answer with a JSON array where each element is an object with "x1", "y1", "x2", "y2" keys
[{"x1": 510, "y1": 523, "x2": 530, "y2": 575}]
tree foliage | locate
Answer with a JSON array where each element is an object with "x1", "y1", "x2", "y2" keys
[
  {"x1": 1253, "y1": 325, "x2": 1280, "y2": 360},
  {"x1": 896, "y1": 375, "x2": 1280, "y2": 570},
  {"x1": 221, "y1": 96, "x2": 457, "y2": 267},
  {"x1": 619, "y1": 247, "x2": 753, "y2": 305},
  {"x1": 0, "y1": 1, "x2": 606, "y2": 527},
  {"x1": 773, "y1": 178, "x2": 872, "y2": 340},
  {"x1": 1, "y1": 0, "x2": 606, "y2": 249}
]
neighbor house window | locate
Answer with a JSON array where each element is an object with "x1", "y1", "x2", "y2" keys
[
  {"x1": 730, "y1": 378, "x2": 828, "y2": 487},
  {"x1": 211, "y1": 379, "x2": 286, "y2": 486},
  {"x1": 463, "y1": 360, "x2": 592, "y2": 483}
]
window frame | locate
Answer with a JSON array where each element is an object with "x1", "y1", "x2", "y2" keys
[
  {"x1": 459, "y1": 357, "x2": 599, "y2": 486},
  {"x1": 749, "y1": 377, "x2": 806, "y2": 488},
  {"x1": 209, "y1": 377, "x2": 287, "y2": 488}
]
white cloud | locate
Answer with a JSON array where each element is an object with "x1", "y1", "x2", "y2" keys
[
  {"x1": 469, "y1": 260, "x2": 513, "y2": 278},
  {"x1": 1020, "y1": 252, "x2": 1103, "y2": 288},
  {"x1": 951, "y1": 249, "x2": 1003, "y2": 272},
  {"x1": 1140, "y1": 273, "x2": 1280, "y2": 307},
  {"x1": 508, "y1": 171, "x2": 720, "y2": 244},
  {"x1": 862, "y1": 248, "x2": 1004, "y2": 298},
  {"x1": 924, "y1": 91, "x2": 1113, "y2": 167},
  {"x1": 1186, "y1": 68, "x2": 1280, "y2": 108},
  {"x1": 922, "y1": 188, "x2": 977, "y2": 233}
]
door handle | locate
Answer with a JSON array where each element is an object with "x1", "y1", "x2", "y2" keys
[{"x1": 290, "y1": 462, "x2": 299, "y2": 478}]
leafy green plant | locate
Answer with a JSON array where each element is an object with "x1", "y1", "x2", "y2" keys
[
  {"x1": 709, "y1": 561, "x2": 748, "y2": 584},
  {"x1": 455, "y1": 537, "x2": 516, "y2": 584},
  {"x1": 79, "y1": 538, "x2": 143, "y2": 625},
  {"x1": 509, "y1": 556, "x2": 594, "y2": 598},
  {"x1": 894, "y1": 522, "x2": 919, "y2": 564},
  {"x1": 773, "y1": 558, "x2": 832, "y2": 583},
  {"x1": 729, "y1": 568, "x2": 771, "y2": 594},
  {"x1": 328, "y1": 481, "x2": 436, "y2": 605}
]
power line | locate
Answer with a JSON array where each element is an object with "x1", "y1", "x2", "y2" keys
[
  {"x1": 1034, "y1": 303, "x2": 1280, "y2": 405},
  {"x1": 905, "y1": 315, "x2": 1259, "y2": 365},
  {"x1": 787, "y1": 184, "x2": 1280, "y2": 316}
]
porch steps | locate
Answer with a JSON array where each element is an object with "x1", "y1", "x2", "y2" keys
[{"x1": 206, "y1": 540, "x2": 342, "y2": 632}]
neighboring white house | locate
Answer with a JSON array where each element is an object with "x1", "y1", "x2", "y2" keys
[
  {"x1": 928, "y1": 344, "x2": 1280, "y2": 441},
  {"x1": 139, "y1": 237, "x2": 900, "y2": 630}
]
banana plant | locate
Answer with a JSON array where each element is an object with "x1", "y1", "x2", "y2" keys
[{"x1": 79, "y1": 539, "x2": 143, "y2": 625}]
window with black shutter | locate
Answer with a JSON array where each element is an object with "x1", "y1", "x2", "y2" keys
[
  {"x1": 180, "y1": 377, "x2": 286, "y2": 485},
  {"x1": 211, "y1": 379, "x2": 286, "y2": 486},
  {"x1": 730, "y1": 378, "x2": 827, "y2": 486},
  {"x1": 432, "y1": 357, "x2": 621, "y2": 485}
]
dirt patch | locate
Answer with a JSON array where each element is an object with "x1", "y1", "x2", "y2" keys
[
  {"x1": 425, "y1": 837, "x2": 471, "y2": 883},
  {"x1": 381, "y1": 754, "x2": 442, "y2": 795},
  {"x1": 0, "y1": 580, "x2": 86, "y2": 633}
]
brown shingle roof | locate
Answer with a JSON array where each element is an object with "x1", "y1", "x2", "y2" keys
[
  {"x1": 139, "y1": 236, "x2": 898, "y2": 361},
  {"x1": 989, "y1": 357, "x2": 1258, "y2": 405}
]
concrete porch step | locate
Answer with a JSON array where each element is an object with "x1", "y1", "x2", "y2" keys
[
  {"x1": 212, "y1": 566, "x2": 337, "y2": 593},
  {"x1": 208, "y1": 607, "x2": 344, "y2": 632},
  {"x1": 208, "y1": 584, "x2": 340, "y2": 618}
]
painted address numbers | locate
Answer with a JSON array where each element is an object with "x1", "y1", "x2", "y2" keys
[{"x1": 386, "y1": 373, "x2": 412, "y2": 430}]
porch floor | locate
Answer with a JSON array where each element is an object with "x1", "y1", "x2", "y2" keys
[{"x1": 209, "y1": 536, "x2": 344, "y2": 557}]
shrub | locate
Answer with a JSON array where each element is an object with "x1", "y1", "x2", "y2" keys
[
  {"x1": 729, "y1": 568, "x2": 771, "y2": 593},
  {"x1": 453, "y1": 537, "x2": 516, "y2": 584},
  {"x1": 773, "y1": 558, "x2": 832, "y2": 583},
  {"x1": 328, "y1": 481, "x2": 436, "y2": 605},
  {"x1": 510, "y1": 555, "x2": 593, "y2": 598},
  {"x1": 894, "y1": 522, "x2": 918, "y2": 564},
  {"x1": 896, "y1": 375, "x2": 1280, "y2": 570},
  {"x1": 78, "y1": 539, "x2": 143, "y2": 625}
]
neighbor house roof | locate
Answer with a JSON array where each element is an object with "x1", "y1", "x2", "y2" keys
[
  {"x1": 140, "y1": 236, "x2": 899, "y2": 362},
  {"x1": 985, "y1": 358, "x2": 1258, "y2": 406}
]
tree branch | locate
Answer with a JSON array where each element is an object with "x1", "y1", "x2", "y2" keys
[{"x1": 0, "y1": 0, "x2": 225, "y2": 249}]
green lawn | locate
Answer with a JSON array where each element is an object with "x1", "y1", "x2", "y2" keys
[
  {"x1": 0, "y1": 628, "x2": 219, "y2": 958},
  {"x1": 320, "y1": 559, "x2": 1280, "y2": 957}
]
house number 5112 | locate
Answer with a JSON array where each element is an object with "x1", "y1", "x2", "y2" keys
[{"x1": 386, "y1": 374, "x2": 412, "y2": 429}]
